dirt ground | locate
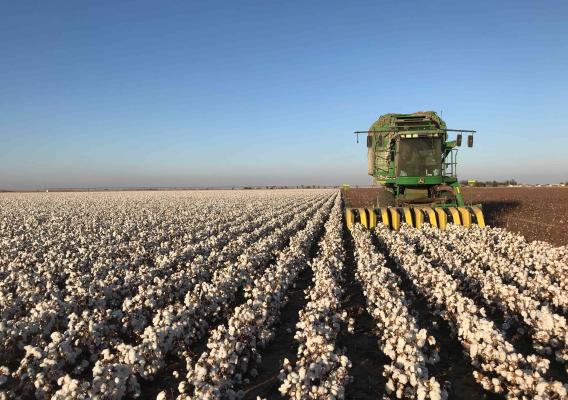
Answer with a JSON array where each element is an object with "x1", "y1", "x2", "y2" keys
[
  {"x1": 342, "y1": 186, "x2": 568, "y2": 247},
  {"x1": 461, "y1": 186, "x2": 568, "y2": 246}
]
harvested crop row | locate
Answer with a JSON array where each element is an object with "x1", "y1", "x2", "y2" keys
[
  {"x1": 352, "y1": 225, "x2": 445, "y2": 400},
  {"x1": 182, "y1": 194, "x2": 336, "y2": 399},
  {"x1": 375, "y1": 225, "x2": 568, "y2": 398},
  {"x1": 279, "y1": 194, "x2": 351, "y2": 400},
  {"x1": 400, "y1": 224, "x2": 568, "y2": 368}
]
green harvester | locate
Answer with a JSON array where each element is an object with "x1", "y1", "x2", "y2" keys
[{"x1": 346, "y1": 111, "x2": 485, "y2": 230}]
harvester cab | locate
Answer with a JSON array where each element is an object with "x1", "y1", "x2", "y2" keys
[{"x1": 346, "y1": 111, "x2": 485, "y2": 230}]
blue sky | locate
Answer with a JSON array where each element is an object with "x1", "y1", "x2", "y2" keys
[{"x1": 1, "y1": 0, "x2": 567, "y2": 189}]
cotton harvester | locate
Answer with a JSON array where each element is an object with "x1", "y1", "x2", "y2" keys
[{"x1": 345, "y1": 111, "x2": 485, "y2": 230}]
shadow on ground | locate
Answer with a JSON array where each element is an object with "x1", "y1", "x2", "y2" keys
[{"x1": 477, "y1": 200, "x2": 520, "y2": 226}]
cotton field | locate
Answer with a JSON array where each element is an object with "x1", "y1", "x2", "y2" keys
[{"x1": 1, "y1": 190, "x2": 567, "y2": 400}]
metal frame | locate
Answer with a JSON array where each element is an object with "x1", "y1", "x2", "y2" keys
[
  {"x1": 354, "y1": 128, "x2": 476, "y2": 143},
  {"x1": 443, "y1": 148, "x2": 458, "y2": 178}
]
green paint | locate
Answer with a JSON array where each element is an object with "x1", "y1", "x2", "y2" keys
[{"x1": 366, "y1": 111, "x2": 472, "y2": 207}]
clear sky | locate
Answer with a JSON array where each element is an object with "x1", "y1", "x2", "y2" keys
[{"x1": 1, "y1": 0, "x2": 567, "y2": 189}]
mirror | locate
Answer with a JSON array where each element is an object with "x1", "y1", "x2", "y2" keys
[
  {"x1": 468, "y1": 134, "x2": 473, "y2": 147},
  {"x1": 456, "y1": 133, "x2": 462, "y2": 147}
]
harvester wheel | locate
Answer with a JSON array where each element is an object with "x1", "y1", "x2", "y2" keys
[{"x1": 435, "y1": 189, "x2": 456, "y2": 204}]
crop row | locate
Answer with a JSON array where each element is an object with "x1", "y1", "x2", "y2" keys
[
  {"x1": 2, "y1": 190, "x2": 567, "y2": 400},
  {"x1": 1, "y1": 192, "x2": 291, "y2": 316},
  {"x1": 352, "y1": 225, "x2": 445, "y2": 400},
  {"x1": 0, "y1": 190, "x2": 335, "y2": 399},
  {"x1": 375, "y1": 224, "x2": 567, "y2": 398},
  {"x1": 445, "y1": 225, "x2": 568, "y2": 297},
  {"x1": 182, "y1": 193, "x2": 336, "y2": 399},
  {"x1": 279, "y1": 194, "x2": 351, "y2": 399},
  {"x1": 71, "y1": 193, "x2": 331, "y2": 399},
  {"x1": 56, "y1": 194, "x2": 332, "y2": 399},
  {"x1": 399, "y1": 224, "x2": 568, "y2": 369}
]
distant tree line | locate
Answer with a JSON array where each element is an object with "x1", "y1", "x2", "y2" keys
[
  {"x1": 242, "y1": 185, "x2": 327, "y2": 190},
  {"x1": 459, "y1": 179, "x2": 518, "y2": 187}
]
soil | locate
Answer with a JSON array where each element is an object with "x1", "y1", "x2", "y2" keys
[
  {"x1": 461, "y1": 186, "x2": 568, "y2": 246},
  {"x1": 241, "y1": 262, "x2": 314, "y2": 399},
  {"x1": 342, "y1": 186, "x2": 568, "y2": 246},
  {"x1": 338, "y1": 229, "x2": 389, "y2": 399}
]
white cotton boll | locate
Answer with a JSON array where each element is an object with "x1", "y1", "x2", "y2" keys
[
  {"x1": 279, "y1": 381, "x2": 291, "y2": 395},
  {"x1": 385, "y1": 379, "x2": 395, "y2": 394},
  {"x1": 430, "y1": 388, "x2": 442, "y2": 400},
  {"x1": 347, "y1": 318, "x2": 355, "y2": 333},
  {"x1": 156, "y1": 390, "x2": 167, "y2": 400}
]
